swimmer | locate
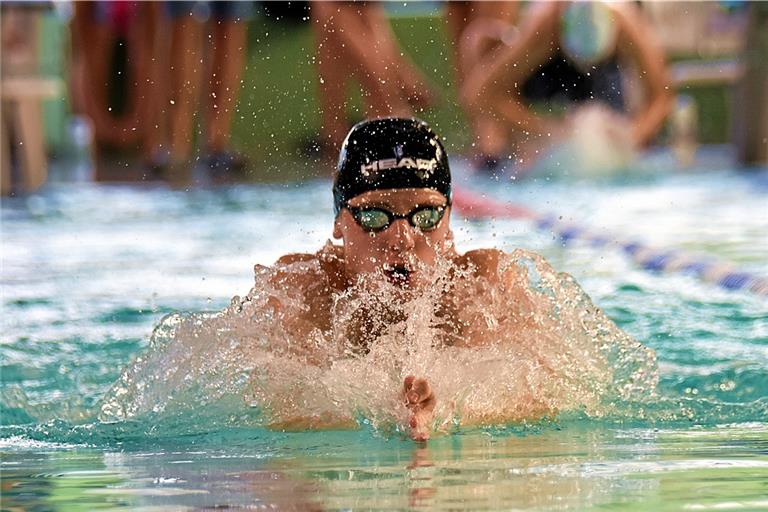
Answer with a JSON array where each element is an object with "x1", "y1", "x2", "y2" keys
[
  {"x1": 266, "y1": 117, "x2": 545, "y2": 440},
  {"x1": 103, "y1": 117, "x2": 657, "y2": 439}
]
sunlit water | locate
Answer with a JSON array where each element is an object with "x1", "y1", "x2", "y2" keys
[{"x1": 2, "y1": 164, "x2": 767, "y2": 510}]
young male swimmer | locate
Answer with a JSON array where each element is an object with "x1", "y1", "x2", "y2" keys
[
  {"x1": 103, "y1": 117, "x2": 655, "y2": 441},
  {"x1": 273, "y1": 117, "x2": 484, "y2": 440},
  {"x1": 259, "y1": 117, "x2": 622, "y2": 440}
]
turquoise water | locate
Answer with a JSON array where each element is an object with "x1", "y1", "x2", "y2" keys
[{"x1": 2, "y1": 167, "x2": 767, "y2": 509}]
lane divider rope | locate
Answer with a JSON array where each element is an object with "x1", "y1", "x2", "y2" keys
[{"x1": 452, "y1": 187, "x2": 768, "y2": 297}]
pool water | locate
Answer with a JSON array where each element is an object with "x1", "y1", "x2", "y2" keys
[{"x1": 2, "y1": 166, "x2": 767, "y2": 509}]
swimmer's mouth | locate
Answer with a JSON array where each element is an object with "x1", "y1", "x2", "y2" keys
[{"x1": 384, "y1": 264, "x2": 412, "y2": 286}]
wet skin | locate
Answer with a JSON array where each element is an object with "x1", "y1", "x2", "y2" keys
[
  {"x1": 403, "y1": 375, "x2": 436, "y2": 442},
  {"x1": 270, "y1": 188, "x2": 529, "y2": 440},
  {"x1": 333, "y1": 188, "x2": 456, "y2": 290},
  {"x1": 335, "y1": 188, "x2": 453, "y2": 440}
]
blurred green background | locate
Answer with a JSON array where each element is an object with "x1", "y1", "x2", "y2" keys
[{"x1": 38, "y1": 9, "x2": 736, "y2": 181}]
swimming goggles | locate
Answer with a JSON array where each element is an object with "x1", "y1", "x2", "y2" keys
[{"x1": 347, "y1": 205, "x2": 447, "y2": 232}]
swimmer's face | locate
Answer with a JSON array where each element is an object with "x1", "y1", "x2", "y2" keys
[{"x1": 334, "y1": 188, "x2": 454, "y2": 289}]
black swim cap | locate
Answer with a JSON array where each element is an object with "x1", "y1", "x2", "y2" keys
[{"x1": 333, "y1": 117, "x2": 451, "y2": 215}]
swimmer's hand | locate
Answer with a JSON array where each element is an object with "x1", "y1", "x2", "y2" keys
[{"x1": 403, "y1": 375, "x2": 436, "y2": 442}]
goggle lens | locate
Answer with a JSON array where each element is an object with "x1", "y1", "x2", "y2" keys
[
  {"x1": 357, "y1": 209, "x2": 391, "y2": 231},
  {"x1": 349, "y1": 205, "x2": 446, "y2": 232},
  {"x1": 411, "y1": 207, "x2": 443, "y2": 230}
]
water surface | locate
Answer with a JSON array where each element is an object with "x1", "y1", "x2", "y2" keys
[{"x1": 2, "y1": 168, "x2": 766, "y2": 509}]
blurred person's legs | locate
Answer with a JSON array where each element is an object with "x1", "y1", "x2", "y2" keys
[
  {"x1": 312, "y1": 3, "x2": 352, "y2": 157},
  {"x1": 361, "y1": 5, "x2": 437, "y2": 110},
  {"x1": 71, "y1": 2, "x2": 161, "y2": 181},
  {"x1": 325, "y1": 3, "x2": 411, "y2": 117},
  {"x1": 165, "y1": 2, "x2": 250, "y2": 176},
  {"x1": 72, "y1": 2, "x2": 128, "y2": 147},
  {"x1": 141, "y1": 2, "x2": 172, "y2": 172},
  {"x1": 457, "y1": 2, "x2": 580, "y2": 172},
  {"x1": 735, "y1": 2, "x2": 768, "y2": 166},
  {"x1": 311, "y1": 2, "x2": 418, "y2": 153},
  {"x1": 445, "y1": 2, "x2": 519, "y2": 86},
  {"x1": 204, "y1": 1, "x2": 251, "y2": 171},
  {"x1": 461, "y1": 1, "x2": 671, "y2": 172},
  {"x1": 167, "y1": 3, "x2": 204, "y2": 169},
  {"x1": 445, "y1": 2, "x2": 519, "y2": 166}
]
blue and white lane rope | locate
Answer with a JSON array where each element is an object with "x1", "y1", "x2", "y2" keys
[
  {"x1": 535, "y1": 214, "x2": 768, "y2": 296},
  {"x1": 452, "y1": 188, "x2": 768, "y2": 297}
]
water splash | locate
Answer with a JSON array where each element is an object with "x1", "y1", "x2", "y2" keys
[{"x1": 99, "y1": 249, "x2": 658, "y2": 436}]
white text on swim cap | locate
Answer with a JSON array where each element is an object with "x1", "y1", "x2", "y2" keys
[{"x1": 360, "y1": 157, "x2": 437, "y2": 177}]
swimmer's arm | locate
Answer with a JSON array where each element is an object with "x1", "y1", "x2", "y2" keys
[{"x1": 613, "y1": 4, "x2": 673, "y2": 146}]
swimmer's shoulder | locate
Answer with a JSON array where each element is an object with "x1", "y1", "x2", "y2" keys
[
  {"x1": 266, "y1": 253, "x2": 321, "y2": 293},
  {"x1": 265, "y1": 244, "x2": 345, "y2": 301},
  {"x1": 458, "y1": 247, "x2": 552, "y2": 281},
  {"x1": 275, "y1": 253, "x2": 317, "y2": 266},
  {"x1": 273, "y1": 242, "x2": 345, "y2": 289},
  {"x1": 274, "y1": 242, "x2": 342, "y2": 267},
  {"x1": 457, "y1": 248, "x2": 507, "y2": 279}
]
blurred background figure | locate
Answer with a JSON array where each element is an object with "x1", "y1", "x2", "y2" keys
[
  {"x1": 444, "y1": 1, "x2": 520, "y2": 170},
  {"x1": 70, "y1": 2, "x2": 163, "y2": 179},
  {"x1": 733, "y1": 2, "x2": 768, "y2": 166},
  {"x1": 460, "y1": 1, "x2": 672, "y2": 175},
  {"x1": 161, "y1": 1, "x2": 251, "y2": 179},
  {"x1": 3, "y1": 1, "x2": 763, "y2": 195},
  {"x1": 311, "y1": 1, "x2": 438, "y2": 160},
  {"x1": 68, "y1": 1, "x2": 250, "y2": 182},
  {"x1": 2, "y1": 1, "x2": 61, "y2": 194}
]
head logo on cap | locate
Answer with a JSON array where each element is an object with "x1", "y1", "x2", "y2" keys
[{"x1": 333, "y1": 117, "x2": 452, "y2": 215}]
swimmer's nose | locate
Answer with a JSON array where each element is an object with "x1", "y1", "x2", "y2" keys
[{"x1": 388, "y1": 218, "x2": 416, "y2": 250}]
